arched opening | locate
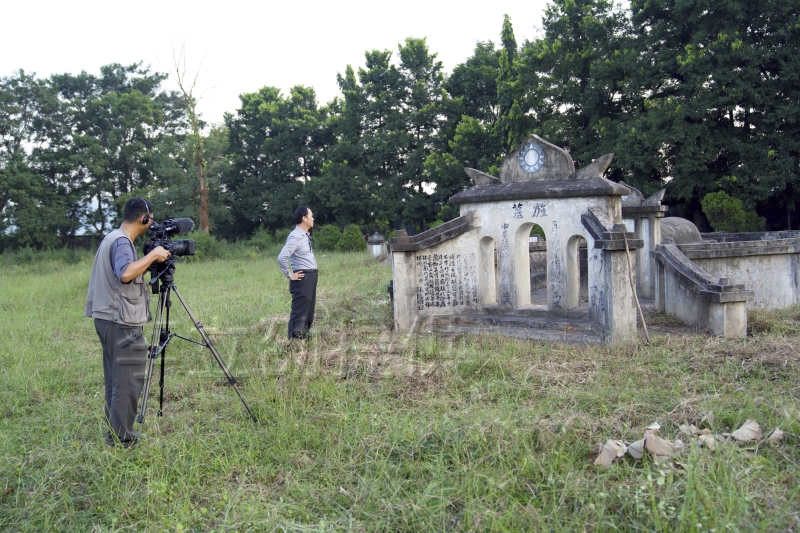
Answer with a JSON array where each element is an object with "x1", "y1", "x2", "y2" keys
[
  {"x1": 529, "y1": 224, "x2": 548, "y2": 307},
  {"x1": 566, "y1": 234, "x2": 589, "y2": 310},
  {"x1": 511, "y1": 223, "x2": 548, "y2": 309},
  {"x1": 479, "y1": 236, "x2": 497, "y2": 306}
]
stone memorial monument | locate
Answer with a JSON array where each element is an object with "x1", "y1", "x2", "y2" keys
[{"x1": 389, "y1": 135, "x2": 644, "y2": 344}]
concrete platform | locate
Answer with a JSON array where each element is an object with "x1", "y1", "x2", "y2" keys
[{"x1": 419, "y1": 313, "x2": 604, "y2": 344}]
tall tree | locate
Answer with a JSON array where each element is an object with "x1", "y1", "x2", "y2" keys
[
  {"x1": 0, "y1": 70, "x2": 78, "y2": 248},
  {"x1": 425, "y1": 40, "x2": 505, "y2": 221},
  {"x1": 224, "y1": 85, "x2": 328, "y2": 235},
  {"x1": 305, "y1": 66, "x2": 373, "y2": 225},
  {"x1": 173, "y1": 47, "x2": 211, "y2": 233},
  {"x1": 51, "y1": 63, "x2": 183, "y2": 235},
  {"x1": 504, "y1": 1, "x2": 629, "y2": 165},
  {"x1": 392, "y1": 37, "x2": 450, "y2": 225},
  {"x1": 623, "y1": 0, "x2": 800, "y2": 227}
]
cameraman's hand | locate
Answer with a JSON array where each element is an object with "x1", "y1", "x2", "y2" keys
[
  {"x1": 120, "y1": 246, "x2": 172, "y2": 283},
  {"x1": 150, "y1": 246, "x2": 171, "y2": 263}
]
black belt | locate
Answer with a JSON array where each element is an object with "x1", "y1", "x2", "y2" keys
[{"x1": 298, "y1": 269, "x2": 318, "y2": 273}]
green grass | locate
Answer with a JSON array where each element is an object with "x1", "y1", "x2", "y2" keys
[{"x1": 1, "y1": 250, "x2": 799, "y2": 531}]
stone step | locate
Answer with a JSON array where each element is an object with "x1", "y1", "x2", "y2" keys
[
  {"x1": 426, "y1": 313, "x2": 595, "y2": 331},
  {"x1": 482, "y1": 304, "x2": 590, "y2": 319},
  {"x1": 421, "y1": 322, "x2": 604, "y2": 344}
]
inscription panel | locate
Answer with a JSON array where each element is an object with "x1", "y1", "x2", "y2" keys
[{"x1": 416, "y1": 253, "x2": 479, "y2": 311}]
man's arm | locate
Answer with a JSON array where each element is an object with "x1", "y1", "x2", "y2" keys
[
  {"x1": 120, "y1": 247, "x2": 171, "y2": 283},
  {"x1": 277, "y1": 231, "x2": 304, "y2": 280}
]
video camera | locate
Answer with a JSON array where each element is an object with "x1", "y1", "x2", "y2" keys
[
  {"x1": 144, "y1": 218, "x2": 196, "y2": 258},
  {"x1": 144, "y1": 218, "x2": 196, "y2": 293}
]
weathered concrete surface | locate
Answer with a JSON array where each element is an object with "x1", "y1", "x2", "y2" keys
[
  {"x1": 680, "y1": 239, "x2": 800, "y2": 309},
  {"x1": 662, "y1": 217, "x2": 702, "y2": 244},
  {"x1": 465, "y1": 167, "x2": 500, "y2": 185},
  {"x1": 391, "y1": 251, "x2": 417, "y2": 333},
  {"x1": 618, "y1": 182, "x2": 668, "y2": 300},
  {"x1": 419, "y1": 313, "x2": 604, "y2": 344},
  {"x1": 390, "y1": 212, "x2": 478, "y2": 252},
  {"x1": 499, "y1": 134, "x2": 575, "y2": 183},
  {"x1": 653, "y1": 244, "x2": 752, "y2": 337},
  {"x1": 450, "y1": 178, "x2": 631, "y2": 204},
  {"x1": 701, "y1": 230, "x2": 800, "y2": 243}
]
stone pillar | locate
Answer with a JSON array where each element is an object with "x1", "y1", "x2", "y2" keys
[
  {"x1": 622, "y1": 206, "x2": 667, "y2": 300},
  {"x1": 654, "y1": 256, "x2": 666, "y2": 312},
  {"x1": 390, "y1": 233, "x2": 418, "y2": 333},
  {"x1": 497, "y1": 222, "x2": 515, "y2": 310},
  {"x1": 633, "y1": 216, "x2": 648, "y2": 298},
  {"x1": 595, "y1": 248, "x2": 638, "y2": 341},
  {"x1": 708, "y1": 301, "x2": 747, "y2": 338}
]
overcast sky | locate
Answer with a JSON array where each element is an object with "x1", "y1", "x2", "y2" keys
[{"x1": 2, "y1": 0, "x2": 551, "y2": 125}]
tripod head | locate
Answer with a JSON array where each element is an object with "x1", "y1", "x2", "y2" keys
[{"x1": 149, "y1": 259, "x2": 177, "y2": 293}]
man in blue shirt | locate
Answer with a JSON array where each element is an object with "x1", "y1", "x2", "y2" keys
[
  {"x1": 85, "y1": 198, "x2": 171, "y2": 447},
  {"x1": 277, "y1": 206, "x2": 318, "y2": 339}
]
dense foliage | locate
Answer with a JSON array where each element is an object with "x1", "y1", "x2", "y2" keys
[{"x1": 2, "y1": 0, "x2": 800, "y2": 249}]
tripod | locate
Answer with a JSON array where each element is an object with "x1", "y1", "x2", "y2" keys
[{"x1": 137, "y1": 261, "x2": 257, "y2": 425}]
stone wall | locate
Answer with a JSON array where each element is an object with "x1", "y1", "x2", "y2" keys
[{"x1": 677, "y1": 239, "x2": 800, "y2": 309}]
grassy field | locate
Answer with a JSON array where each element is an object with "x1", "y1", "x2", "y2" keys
[{"x1": 1, "y1": 248, "x2": 799, "y2": 532}]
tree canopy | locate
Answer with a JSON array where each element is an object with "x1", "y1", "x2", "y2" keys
[{"x1": 3, "y1": 0, "x2": 800, "y2": 250}]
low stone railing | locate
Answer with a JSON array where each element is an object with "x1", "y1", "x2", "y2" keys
[{"x1": 652, "y1": 242, "x2": 753, "y2": 337}]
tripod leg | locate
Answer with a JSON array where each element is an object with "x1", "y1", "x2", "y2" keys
[
  {"x1": 157, "y1": 291, "x2": 172, "y2": 417},
  {"x1": 170, "y1": 285, "x2": 258, "y2": 423},
  {"x1": 137, "y1": 286, "x2": 169, "y2": 424}
]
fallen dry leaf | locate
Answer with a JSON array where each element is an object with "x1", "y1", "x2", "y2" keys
[
  {"x1": 698, "y1": 434, "x2": 716, "y2": 450},
  {"x1": 731, "y1": 420, "x2": 762, "y2": 442},
  {"x1": 608, "y1": 439, "x2": 627, "y2": 458},
  {"x1": 592, "y1": 440, "x2": 627, "y2": 466},
  {"x1": 646, "y1": 422, "x2": 662, "y2": 432},
  {"x1": 645, "y1": 430, "x2": 675, "y2": 460},
  {"x1": 673, "y1": 439, "x2": 685, "y2": 452},
  {"x1": 768, "y1": 428, "x2": 785, "y2": 447},
  {"x1": 628, "y1": 439, "x2": 645, "y2": 460}
]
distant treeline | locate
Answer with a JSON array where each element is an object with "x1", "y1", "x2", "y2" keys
[{"x1": 2, "y1": 0, "x2": 799, "y2": 250}]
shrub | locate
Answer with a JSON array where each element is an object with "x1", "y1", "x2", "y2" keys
[
  {"x1": 273, "y1": 227, "x2": 293, "y2": 247},
  {"x1": 428, "y1": 220, "x2": 444, "y2": 229},
  {"x1": 701, "y1": 191, "x2": 766, "y2": 233},
  {"x1": 336, "y1": 224, "x2": 367, "y2": 252},
  {"x1": 247, "y1": 227, "x2": 274, "y2": 251},
  {"x1": 182, "y1": 230, "x2": 222, "y2": 261},
  {"x1": 314, "y1": 225, "x2": 342, "y2": 251}
]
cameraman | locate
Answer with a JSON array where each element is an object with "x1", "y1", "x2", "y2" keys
[{"x1": 85, "y1": 198, "x2": 171, "y2": 447}]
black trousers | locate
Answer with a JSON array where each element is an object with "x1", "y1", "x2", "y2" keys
[
  {"x1": 288, "y1": 270, "x2": 318, "y2": 338},
  {"x1": 94, "y1": 319, "x2": 147, "y2": 443}
]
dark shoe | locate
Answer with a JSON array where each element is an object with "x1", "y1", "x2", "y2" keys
[{"x1": 106, "y1": 429, "x2": 140, "y2": 448}]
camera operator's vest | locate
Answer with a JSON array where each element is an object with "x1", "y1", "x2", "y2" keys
[{"x1": 84, "y1": 228, "x2": 151, "y2": 326}]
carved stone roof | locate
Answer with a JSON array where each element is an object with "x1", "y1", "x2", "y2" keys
[
  {"x1": 455, "y1": 135, "x2": 630, "y2": 203},
  {"x1": 450, "y1": 177, "x2": 631, "y2": 204}
]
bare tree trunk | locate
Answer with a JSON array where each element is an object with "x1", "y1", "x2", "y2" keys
[
  {"x1": 193, "y1": 113, "x2": 210, "y2": 233},
  {"x1": 174, "y1": 46, "x2": 211, "y2": 234}
]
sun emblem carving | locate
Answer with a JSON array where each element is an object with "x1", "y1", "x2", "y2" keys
[{"x1": 518, "y1": 143, "x2": 545, "y2": 173}]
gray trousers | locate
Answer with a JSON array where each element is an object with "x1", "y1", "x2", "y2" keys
[{"x1": 94, "y1": 319, "x2": 148, "y2": 443}]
